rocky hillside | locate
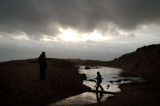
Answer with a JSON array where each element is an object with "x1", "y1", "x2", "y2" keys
[{"x1": 106, "y1": 44, "x2": 160, "y2": 81}]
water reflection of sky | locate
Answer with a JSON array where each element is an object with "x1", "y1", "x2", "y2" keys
[
  {"x1": 50, "y1": 66, "x2": 122, "y2": 106},
  {"x1": 79, "y1": 66, "x2": 122, "y2": 92},
  {"x1": 50, "y1": 92, "x2": 112, "y2": 106}
]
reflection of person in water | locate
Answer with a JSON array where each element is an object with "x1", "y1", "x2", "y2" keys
[
  {"x1": 38, "y1": 52, "x2": 47, "y2": 80},
  {"x1": 96, "y1": 92, "x2": 103, "y2": 103},
  {"x1": 96, "y1": 72, "x2": 104, "y2": 91}
]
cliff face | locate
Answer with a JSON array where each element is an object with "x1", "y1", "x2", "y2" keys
[{"x1": 106, "y1": 44, "x2": 160, "y2": 81}]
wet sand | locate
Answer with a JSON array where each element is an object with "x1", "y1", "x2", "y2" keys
[{"x1": 0, "y1": 58, "x2": 90, "y2": 106}]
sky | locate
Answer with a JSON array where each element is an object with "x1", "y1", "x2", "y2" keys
[{"x1": 0, "y1": 0, "x2": 160, "y2": 62}]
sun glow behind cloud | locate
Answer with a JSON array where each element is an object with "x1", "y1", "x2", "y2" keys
[{"x1": 58, "y1": 27, "x2": 104, "y2": 41}]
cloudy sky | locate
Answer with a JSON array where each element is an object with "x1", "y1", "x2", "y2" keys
[{"x1": 0, "y1": 0, "x2": 160, "y2": 62}]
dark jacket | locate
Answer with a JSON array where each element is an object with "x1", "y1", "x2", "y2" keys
[
  {"x1": 38, "y1": 54, "x2": 47, "y2": 69},
  {"x1": 96, "y1": 74, "x2": 102, "y2": 84}
]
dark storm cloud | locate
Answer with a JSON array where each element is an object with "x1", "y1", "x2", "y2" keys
[{"x1": 0, "y1": 0, "x2": 160, "y2": 39}]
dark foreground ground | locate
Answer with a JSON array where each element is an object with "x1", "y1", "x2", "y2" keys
[
  {"x1": 1, "y1": 58, "x2": 160, "y2": 106},
  {"x1": 0, "y1": 59, "x2": 90, "y2": 106}
]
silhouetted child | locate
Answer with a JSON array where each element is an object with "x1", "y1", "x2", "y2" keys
[
  {"x1": 96, "y1": 71, "x2": 104, "y2": 91},
  {"x1": 107, "y1": 84, "x2": 110, "y2": 89}
]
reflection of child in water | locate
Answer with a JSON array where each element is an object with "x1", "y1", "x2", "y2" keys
[
  {"x1": 96, "y1": 72, "x2": 104, "y2": 91},
  {"x1": 96, "y1": 92, "x2": 103, "y2": 103}
]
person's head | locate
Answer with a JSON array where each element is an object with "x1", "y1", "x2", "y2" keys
[
  {"x1": 42, "y1": 52, "x2": 46, "y2": 57},
  {"x1": 42, "y1": 52, "x2": 45, "y2": 55},
  {"x1": 97, "y1": 71, "x2": 100, "y2": 75}
]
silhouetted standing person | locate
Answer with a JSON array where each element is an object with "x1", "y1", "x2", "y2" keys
[
  {"x1": 96, "y1": 72, "x2": 104, "y2": 91},
  {"x1": 38, "y1": 52, "x2": 47, "y2": 80}
]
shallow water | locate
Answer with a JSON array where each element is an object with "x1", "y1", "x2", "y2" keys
[{"x1": 49, "y1": 66, "x2": 123, "y2": 106}]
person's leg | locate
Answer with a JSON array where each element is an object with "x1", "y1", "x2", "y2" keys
[
  {"x1": 96, "y1": 83, "x2": 100, "y2": 91},
  {"x1": 40, "y1": 66, "x2": 46, "y2": 80},
  {"x1": 42, "y1": 70, "x2": 45, "y2": 79},
  {"x1": 99, "y1": 84, "x2": 104, "y2": 90},
  {"x1": 40, "y1": 67, "x2": 43, "y2": 80}
]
